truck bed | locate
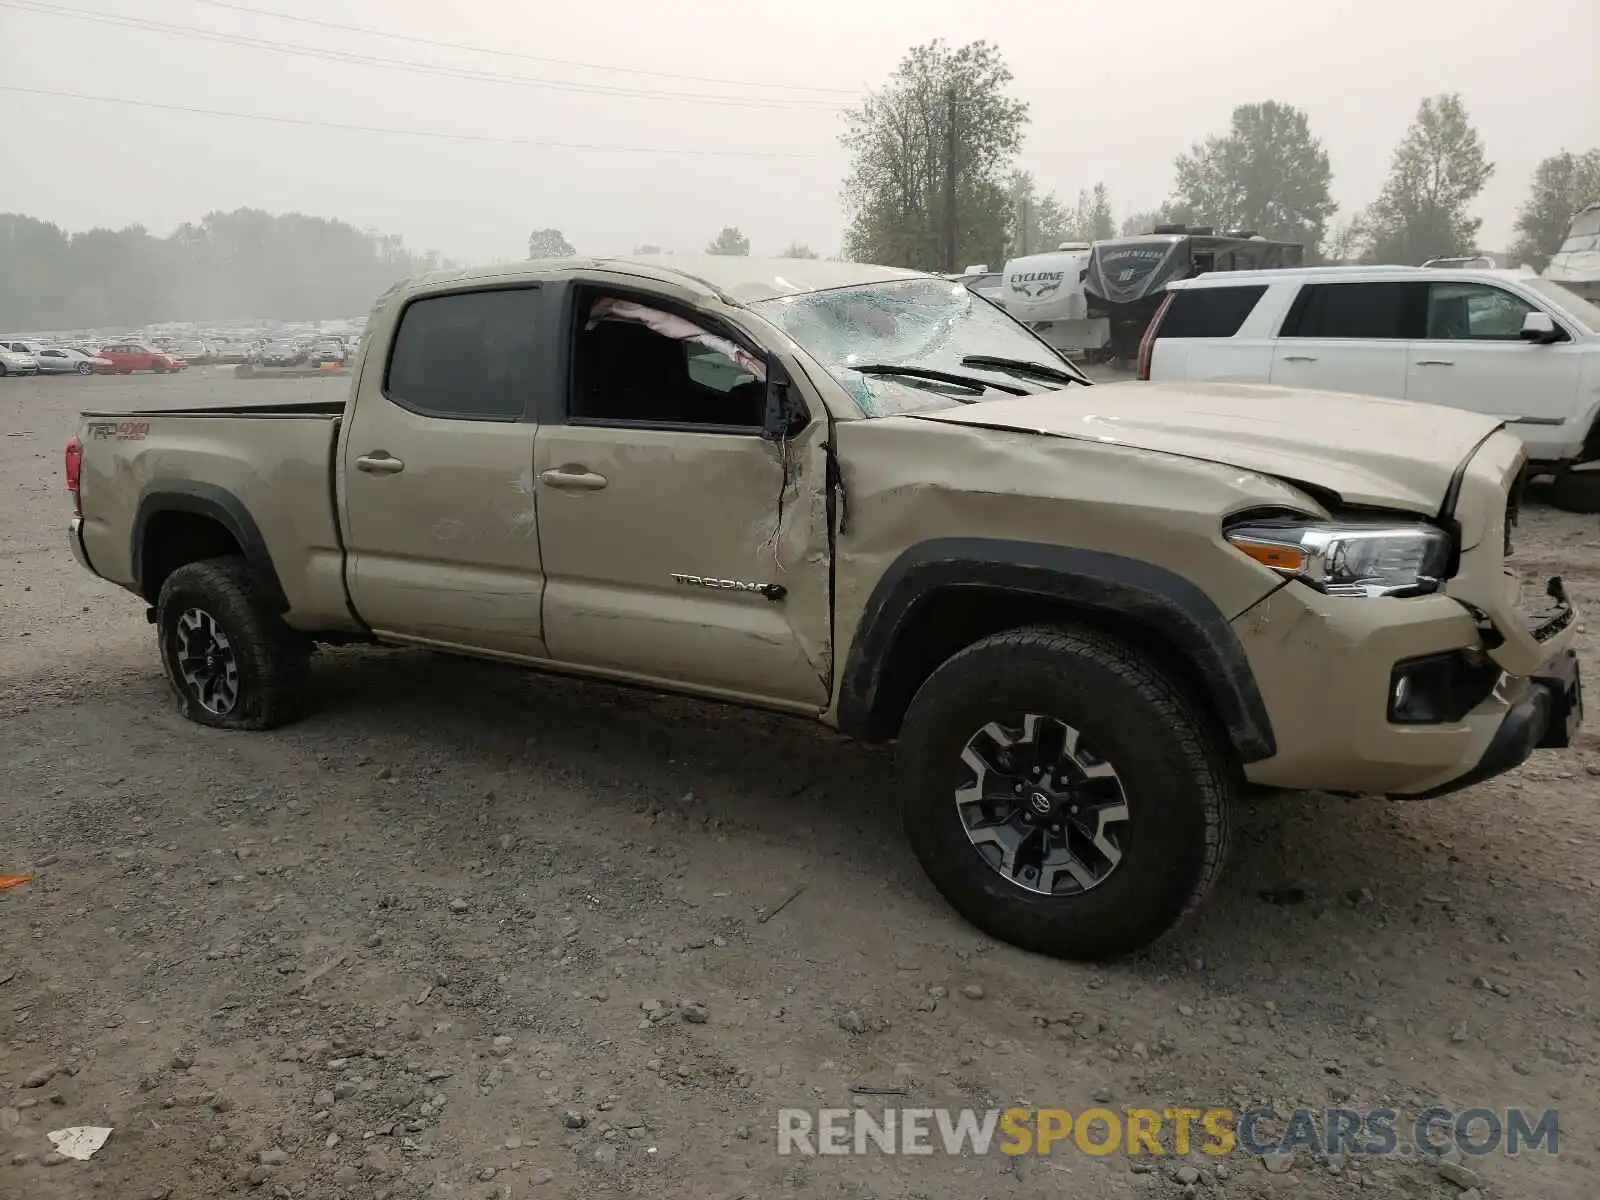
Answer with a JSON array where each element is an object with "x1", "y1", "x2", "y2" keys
[{"x1": 75, "y1": 404, "x2": 358, "y2": 632}]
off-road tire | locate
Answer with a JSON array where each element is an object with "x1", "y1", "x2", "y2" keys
[
  {"x1": 897, "y1": 624, "x2": 1232, "y2": 961},
  {"x1": 156, "y1": 556, "x2": 310, "y2": 730},
  {"x1": 1550, "y1": 470, "x2": 1600, "y2": 514}
]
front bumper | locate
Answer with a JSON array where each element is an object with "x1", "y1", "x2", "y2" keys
[
  {"x1": 1235, "y1": 573, "x2": 1581, "y2": 798},
  {"x1": 1403, "y1": 645, "x2": 1582, "y2": 799}
]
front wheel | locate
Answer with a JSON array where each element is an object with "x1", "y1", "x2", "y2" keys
[
  {"x1": 897, "y1": 625, "x2": 1232, "y2": 961},
  {"x1": 156, "y1": 557, "x2": 311, "y2": 730},
  {"x1": 75, "y1": 361, "x2": 92, "y2": 375}
]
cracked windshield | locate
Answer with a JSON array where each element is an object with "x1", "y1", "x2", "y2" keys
[{"x1": 754, "y1": 278, "x2": 1085, "y2": 415}]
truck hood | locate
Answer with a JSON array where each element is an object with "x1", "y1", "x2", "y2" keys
[{"x1": 910, "y1": 380, "x2": 1503, "y2": 513}]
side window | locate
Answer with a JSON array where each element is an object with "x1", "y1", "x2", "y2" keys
[
  {"x1": 1157, "y1": 285, "x2": 1267, "y2": 338},
  {"x1": 571, "y1": 294, "x2": 767, "y2": 430},
  {"x1": 1279, "y1": 282, "x2": 1423, "y2": 339},
  {"x1": 1426, "y1": 283, "x2": 1537, "y2": 340},
  {"x1": 384, "y1": 287, "x2": 540, "y2": 421}
]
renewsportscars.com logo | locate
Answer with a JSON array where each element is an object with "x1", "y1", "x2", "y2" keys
[{"x1": 776, "y1": 1106, "x2": 1559, "y2": 1159}]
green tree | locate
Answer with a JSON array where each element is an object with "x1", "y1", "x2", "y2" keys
[
  {"x1": 841, "y1": 39, "x2": 1029, "y2": 271},
  {"x1": 1323, "y1": 218, "x2": 1361, "y2": 264},
  {"x1": 1361, "y1": 94, "x2": 1493, "y2": 264},
  {"x1": 1119, "y1": 203, "x2": 1192, "y2": 237},
  {"x1": 705, "y1": 227, "x2": 751, "y2": 256},
  {"x1": 780, "y1": 243, "x2": 820, "y2": 259},
  {"x1": 1172, "y1": 100, "x2": 1335, "y2": 250},
  {"x1": 1511, "y1": 148, "x2": 1600, "y2": 270},
  {"x1": 527, "y1": 228, "x2": 575, "y2": 258},
  {"x1": 1007, "y1": 172, "x2": 1069, "y2": 255},
  {"x1": 1065, "y1": 184, "x2": 1115, "y2": 242}
]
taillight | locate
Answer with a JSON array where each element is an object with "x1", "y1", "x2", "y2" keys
[
  {"x1": 65, "y1": 437, "x2": 82, "y2": 516},
  {"x1": 1136, "y1": 291, "x2": 1175, "y2": 381}
]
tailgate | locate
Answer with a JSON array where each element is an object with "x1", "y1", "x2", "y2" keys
[{"x1": 76, "y1": 407, "x2": 346, "y2": 625}]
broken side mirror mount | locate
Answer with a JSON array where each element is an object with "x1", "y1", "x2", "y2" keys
[{"x1": 761, "y1": 358, "x2": 806, "y2": 441}]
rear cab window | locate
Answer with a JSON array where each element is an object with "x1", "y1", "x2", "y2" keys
[{"x1": 383, "y1": 287, "x2": 542, "y2": 421}]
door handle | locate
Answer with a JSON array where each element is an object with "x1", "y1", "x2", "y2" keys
[
  {"x1": 1415, "y1": 359, "x2": 1455, "y2": 367},
  {"x1": 1281, "y1": 354, "x2": 1317, "y2": 363},
  {"x1": 540, "y1": 466, "x2": 608, "y2": 491},
  {"x1": 356, "y1": 452, "x2": 405, "y2": 474}
]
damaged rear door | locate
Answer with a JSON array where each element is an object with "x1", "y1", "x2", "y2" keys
[
  {"x1": 340, "y1": 283, "x2": 549, "y2": 657},
  {"x1": 533, "y1": 286, "x2": 831, "y2": 707}
]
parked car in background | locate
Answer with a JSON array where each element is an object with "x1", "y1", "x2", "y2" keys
[
  {"x1": 0, "y1": 346, "x2": 39, "y2": 376},
  {"x1": 99, "y1": 343, "x2": 183, "y2": 374},
  {"x1": 256, "y1": 341, "x2": 307, "y2": 368},
  {"x1": 3, "y1": 339, "x2": 50, "y2": 358},
  {"x1": 35, "y1": 347, "x2": 114, "y2": 375},
  {"x1": 175, "y1": 340, "x2": 214, "y2": 365},
  {"x1": 1140, "y1": 264, "x2": 1600, "y2": 510},
  {"x1": 309, "y1": 337, "x2": 347, "y2": 366}
]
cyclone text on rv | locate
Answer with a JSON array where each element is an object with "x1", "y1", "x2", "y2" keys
[{"x1": 997, "y1": 242, "x2": 1104, "y2": 360}]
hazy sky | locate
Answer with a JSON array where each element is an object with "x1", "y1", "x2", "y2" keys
[{"x1": 3, "y1": 0, "x2": 1597, "y2": 264}]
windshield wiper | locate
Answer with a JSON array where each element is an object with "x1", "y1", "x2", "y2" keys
[
  {"x1": 959, "y1": 355, "x2": 1087, "y2": 386},
  {"x1": 850, "y1": 364, "x2": 1029, "y2": 397}
]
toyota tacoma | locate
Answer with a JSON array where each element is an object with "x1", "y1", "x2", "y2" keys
[{"x1": 65, "y1": 255, "x2": 1583, "y2": 960}]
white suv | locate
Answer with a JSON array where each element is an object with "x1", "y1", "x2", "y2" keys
[{"x1": 1140, "y1": 265, "x2": 1600, "y2": 510}]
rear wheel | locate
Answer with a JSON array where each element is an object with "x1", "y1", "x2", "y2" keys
[
  {"x1": 0, "y1": 362, "x2": 8, "y2": 377},
  {"x1": 1550, "y1": 469, "x2": 1600, "y2": 514},
  {"x1": 156, "y1": 557, "x2": 311, "y2": 730},
  {"x1": 897, "y1": 625, "x2": 1232, "y2": 961}
]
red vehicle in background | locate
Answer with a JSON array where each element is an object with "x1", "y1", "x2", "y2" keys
[{"x1": 99, "y1": 343, "x2": 185, "y2": 374}]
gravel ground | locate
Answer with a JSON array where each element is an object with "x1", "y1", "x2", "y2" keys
[{"x1": 1, "y1": 370, "x2": 1596, "y2": 1200}]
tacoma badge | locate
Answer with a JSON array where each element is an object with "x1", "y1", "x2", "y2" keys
[{"x1": 670, "y1": 574, "x2": 786, "y2": 601}]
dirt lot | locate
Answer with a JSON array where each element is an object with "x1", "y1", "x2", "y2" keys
[{"x1": 1, "y1": 370, "x2": 1596, "y2": 1200}]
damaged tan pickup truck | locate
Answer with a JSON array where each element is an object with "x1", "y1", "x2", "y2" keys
[{"x1": 67, "y1": 255, "x2": 1583, "y2": 960}]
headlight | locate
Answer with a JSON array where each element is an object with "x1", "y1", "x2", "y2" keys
[{"x1": 1225, "y1": 519, "x2": 1452, "y2": 598}]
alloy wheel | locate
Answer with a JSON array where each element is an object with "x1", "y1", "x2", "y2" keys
[
  {"x1": 175, "y1": 607, "x2": 240, "y2": 715},
  {"x1": 954, "y1": 714, "x2": 1130, "y2": 896}
]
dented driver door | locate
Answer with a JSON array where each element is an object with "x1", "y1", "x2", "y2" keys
[{"x1": 534, "y1": 297, "x2": 832, "y2": 708}]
